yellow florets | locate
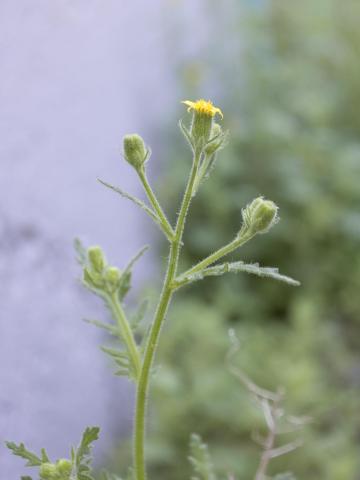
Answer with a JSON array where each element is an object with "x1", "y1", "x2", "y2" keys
[{"x1": 182, "y1": 99, "x2": 223, "y2": 119}]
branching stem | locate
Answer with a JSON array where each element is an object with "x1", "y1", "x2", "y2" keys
[
  {"x1": 133, "y1": 151, "x2": 201, "y2": 480},
  {"x1": 179, "y1": 231, "x2": 253, "y2": 279}
]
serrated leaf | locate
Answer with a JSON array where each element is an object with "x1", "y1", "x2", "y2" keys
[
  {"x1": 175, "y1": 261, "x2": 300, "y2": 289},
  {"x1": 74, "y1": 426, "x2": 99, "y2": 480},
  {"x1": 5, "y1": 441, "x2": 42, "y2": 467},
  {"x1": 188, "y1": 434, "x2": 217, "y2": 480}
]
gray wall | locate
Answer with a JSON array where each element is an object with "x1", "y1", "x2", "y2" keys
[{"x1": 0, "y1": 1, "x2": 180, "y2": 477}]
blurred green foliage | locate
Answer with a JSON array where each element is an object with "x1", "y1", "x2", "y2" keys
[
  {"x1": 147, "y1": 1, "x2": 360, "y2": 479},
  {"x1": 112, "y1": 1, "x2": 360, "y2": 479}
]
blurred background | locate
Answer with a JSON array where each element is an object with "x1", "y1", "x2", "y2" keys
[{"x1": 1, "y1": 1, "x2": 360, "y2": 479}]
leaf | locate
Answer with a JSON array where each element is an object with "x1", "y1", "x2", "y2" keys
[
  {"x1": 118, "y1": 271, "x2": 132, "y2": 301},
  {"x1": 21, "y1": 477, "x2": 33, "y2": 480},
  {"x1": 179, "y1": 118, "x2": 194, "y2": 149},
  {"x1": 41, "y1": 448, "x2": 50, "y2": 463},
  {"x1": 5, "y1": 441, "x2": 43, "y2": 467},
  {"x1": 83, "y1": 318, "x2": 119, "y2": 337},
  {"x1": 74, "y1": 426, "x2": 100, "y2": 480},
  {"x1": 98, "y1": 179, "x2": 161, "y2": 226},
  {"x1": 175, "y1": 261, "x2": 300, "y2": 289},
  {"x1": 118, "y1": 245, "x2": 149, "y2": 301},
  {"x1": 101, "y1": 346, "x2": 137, "y2": 379},
  {"x1": 188, "y1": 434, "x2": 217, "y2": 480},
  {"x1": 74, "y1": 238, "x2": 87, "y2": 267}
]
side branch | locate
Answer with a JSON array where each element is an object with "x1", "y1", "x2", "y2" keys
[{"x1": 173, "y1": 260, "x2": 300, "y2": 290}]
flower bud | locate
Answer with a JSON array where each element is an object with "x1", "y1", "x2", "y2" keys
[
  {"x1": 56, "y1": 458, "x2": 72, "y2": 477},
  {"x1": 123, "y1": 134, "x2": 147, "y2": 170},
  {"x1": 39, "y1": 462, "x2": 57, "y2": 479},
  {"x1": 105, "y1": 266, "x2": 121, "y2": 292},
  {"x1": 88, "y1": 246, "x2": 106, "y2": 274},
  {"x1": 241, "y1": 197, "x2": 279, "y2": 236}
]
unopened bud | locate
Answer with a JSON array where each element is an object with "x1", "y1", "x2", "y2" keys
[
  {"x1": 105, "y1": 266, "x2": 121, "y2": 292},
  {"x1": 241, "y1": 197, "x2": 279, "y2": 236},
  {"x1": 123, "y1": 134, "x2": 147, "y2": 170},
  {"x1": 56, "y1": 458, "x2": 72, "y2": 477},
  {"x1": 88, "y1": 246, "x2": 106, "y2": 274},
  {"x1": 39, "y1": 463, "x2": 57, "y2": 479}
]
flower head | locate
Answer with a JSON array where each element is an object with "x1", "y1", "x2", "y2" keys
[{"x1": 182, "y1": 99, "x2": 223, "y2": 119}]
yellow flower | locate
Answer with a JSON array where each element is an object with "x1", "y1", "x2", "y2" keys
[{"x1": 182, "y1": 99, "x2": 223, "y2": 119}]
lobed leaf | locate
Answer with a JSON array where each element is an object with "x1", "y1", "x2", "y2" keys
[
  {"x1": 188, "y1": 434, "x2": 217, "y2": 480},
  {"x1": 5, "y1": 441, "x2": 43, "y2": 467},
  {"x1": 175, "y1": 261, "x2": 300, "y2": 289},
  {"x1": 84, "y1": 318, "x2": 119, "y2": 337},
  {"x1": 101, "y1": 346, "x2": 137, "y2": 379},
  {"x1": 74, "y1": 426, "x2": 100, "y2": 480}
]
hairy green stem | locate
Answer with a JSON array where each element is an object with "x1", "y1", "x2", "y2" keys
[
  {"x1": 134, "y1": 152, "x2": 200, "y2": 480},
  {"x1": 138, "y1": 169, "x2": 175, "y2": 241},
  {"x1": 107, "y1": 293, "x2": 141, "y2": 379},
  {"x1": 178, "y1": 231, "x2": 254, "y2": 280}
]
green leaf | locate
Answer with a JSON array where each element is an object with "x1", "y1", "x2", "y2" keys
[
  {"x1": 188, "y1": 434, "x2": 217, "y2": 480},
  {"x1": 83, "y1": 318, "x2": 119, "y2": 337},
  {"x1": 74, "y1": 426, "x2": 100, "y2": 480},
  {"x1": 5, "y1": 441, "x2": 43, "y2": 467},
  {"x1": 21, "y1": 476, "x2": 33, "y2": 480},
  {"x1": 74, "y1": 238, "x2": 87, "y2": 267},
  {"x1": 98, "y1": 179, "x2": 161, "y2": 224},
  {"x1": 100, "y1": 346, "x2": 137, "y2": 379},
  {"x1": 118, "y1": 245, "x2": 149, "y2": 301},
  {"x1": 179, "y1": 119, "x2": 195, "y2": 149},
  {"x1": 40, "y1": 448, "x2": 50, "y2": 463},
  {"x1": 175, "y1": 261, "x2": 300, "y2": 289}
]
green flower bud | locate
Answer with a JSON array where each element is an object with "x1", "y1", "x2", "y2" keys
[
  {"x1": 123, "y1": 134, "x2": 148, "y2": 170},
  {"x1": 39, "y1": 462, "x2": 58, "y2": 479},
  {"x1": 56, "y1": 458, "x2": 72, "y2": 477},
  {"x1": 241, "y1": 197, "x2": 279, "y2": 236},
  {"x1": 88, "y1": 246, "x2": 106, "y2": 274},
  {"x1": 83, "y1": 267, "x2": 104, "y2": 289},
  {"x1": 105, "y1": 266, "x2": 121, "y2": 292}
]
